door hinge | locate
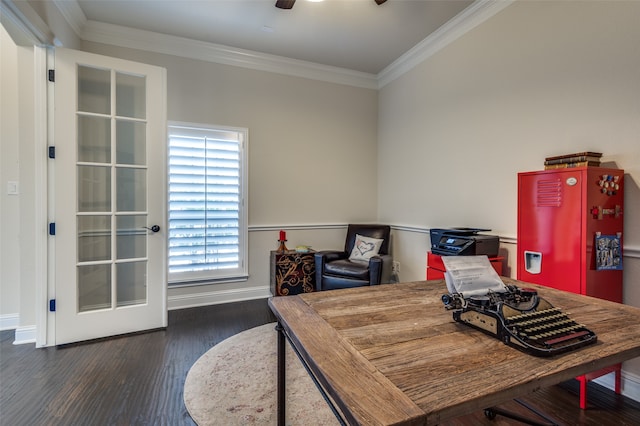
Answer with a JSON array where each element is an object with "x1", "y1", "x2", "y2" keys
[
  {"x1": 49, "y1": 299, "x2": 56, "y2": 312},
  {"x1": 48, "y1": 146, "x2": 55, "y2": 159},
  {"x1": 49, "y1": 223, "x2": 56, "y2": 235},
  {"x1": 48, "y1": 69, "x2": 55, "y2": 82}
]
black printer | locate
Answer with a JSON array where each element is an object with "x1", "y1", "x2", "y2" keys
[{"x1": 430, "y1": 227, "x2": 499, "y2": 257}]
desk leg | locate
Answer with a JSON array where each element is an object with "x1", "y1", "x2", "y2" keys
[
  {"x1": 275, "y1": 322, "x2": 285, "y2": 426},
  {"x1": 614, "y1": 364, "x2": 622, "y2": 394}
]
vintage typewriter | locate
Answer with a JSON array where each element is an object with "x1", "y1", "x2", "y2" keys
[{"x1": 441, "y1": 285, "x2": 597, "y2": 357}]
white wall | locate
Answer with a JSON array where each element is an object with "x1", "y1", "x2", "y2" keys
[
  {"x1": 0, "y1": 25, "x2": 21, "y2": 326},
  {"x1": 379, "y1": 0, "x2": 640, "y2": 395},
  {"x1": 0, "y1": 25, "x2": 39, "y2": 330},
  {"x1": 79, "y1": 41, "x2": 380, "y2": 304},
  {"x1": 380, "y1": 0, "x2": 640, "y2": 290}
]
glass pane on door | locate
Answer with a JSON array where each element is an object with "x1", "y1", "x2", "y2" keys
[
  {"x1": 78, "y1": 264, "x2": 111, "y2": 312},
  {"x1": 78, "y1": 116, "x2": 110, "y2": 163},
  {"x1": 78, "y1": 215, "x2": 111, "y2": 262},
  {"x1": 116, "y1": 72, "x2": 146, "y2": 119},
  {"x1": 116, "y1": 168, "x2": 146, "y2": 212},
  {"x1": 78, "y1": 165, "x2": 111, "y2": 212},
  {"x1": 116, "y1": 215, "x2": 146, "y2": 259},
  {"x1": 116, "y1": 261, "x2": 146, "y2": 307},
  {"x1": 116, "y1": 120, "x2": 146, "y2": 165},
  {"x1": 78, "y1": 66, "x2": 110, "y2": 114}
]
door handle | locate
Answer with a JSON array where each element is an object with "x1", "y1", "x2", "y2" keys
[{"x1": 143, "y1": 225, "x2": 161, "y2": 233}]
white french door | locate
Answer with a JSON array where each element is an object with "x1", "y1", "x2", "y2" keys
[{"x1": 52, "y1": 48, "x2": 167, "y2": 345}]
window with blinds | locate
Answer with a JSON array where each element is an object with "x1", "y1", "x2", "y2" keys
[{"x1": 167, "y1": 123, "x2": 248, "y2": 284}]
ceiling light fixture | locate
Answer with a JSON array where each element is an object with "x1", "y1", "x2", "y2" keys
[
  {"x1": 275, "y1": 0, "x2": 295, "y2": 9},
  {"x1": 276, "y1": 0, "x2": 386, "y2": 10}
]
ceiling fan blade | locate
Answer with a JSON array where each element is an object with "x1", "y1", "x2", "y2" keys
[
  {"x1": 375, "y1": 0, "x2": 388, "y2": 4},
  {"x1": 275, "y1": 0, "x2": 296, "y2": 9}
]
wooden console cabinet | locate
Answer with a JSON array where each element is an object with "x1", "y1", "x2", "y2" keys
[{"x1": 270, "y1": 250, "x2": 316, "y2": 296}]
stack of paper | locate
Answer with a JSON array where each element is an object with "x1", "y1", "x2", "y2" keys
[{"x1": 441, "y1": 256, "x2": 507, "y2": 297}]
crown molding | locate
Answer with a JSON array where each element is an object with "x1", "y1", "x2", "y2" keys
[
  {"x1": 52, "y1": 0, "x2": 86, "y2": 37},
  {"x1": 1, "y1": 0, "x2": 55, "y2": 45},
  {"x1": 51, "y1": 0, "x2": 377, "y2": 88},
  {"x1": 81, "y1": 20, "x2": 379, "y2": 89},
  {"x1": 51, "y1": 0, "x2": 512, "y2": 90},
  {"x1": 377, "y1": 0, "x2": 514, "y2": 88}
]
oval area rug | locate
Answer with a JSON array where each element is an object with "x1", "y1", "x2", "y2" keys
[{"x1": 184, "y1": 322, "x2": 340, "y2": 425}]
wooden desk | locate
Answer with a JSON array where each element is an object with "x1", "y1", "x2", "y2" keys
[{"x1": 268, "y1": 278, "x2": 640, "y2": 425}]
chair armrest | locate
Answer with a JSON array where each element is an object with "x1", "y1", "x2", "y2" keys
[
  {"x1": 368, "y1": 254, "x2": 393, "y2": 285},
  {"x1": 314, "y1": 251, "x2": 348, "y2": 291}
]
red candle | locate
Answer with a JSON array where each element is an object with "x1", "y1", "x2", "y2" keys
[{"x1": 279, "y1": 230, "x2": 286, "y2": 241}]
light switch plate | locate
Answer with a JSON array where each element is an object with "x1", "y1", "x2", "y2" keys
[{"x1": 7, "y1": 181, "x2": 19, "y2": 195}]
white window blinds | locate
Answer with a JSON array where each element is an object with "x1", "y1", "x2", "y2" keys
[{"x1": 168, "y1": 123, "x2": 248, "y2": 284}]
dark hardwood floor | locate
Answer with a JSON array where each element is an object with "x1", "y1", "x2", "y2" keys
[{"x1": 1, "y1": 298, "x2": 638, "y2": 425}]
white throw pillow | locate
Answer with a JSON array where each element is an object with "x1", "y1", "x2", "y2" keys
[{"x1": 349, "y1": 234, "x2": 384, "y2": 264}]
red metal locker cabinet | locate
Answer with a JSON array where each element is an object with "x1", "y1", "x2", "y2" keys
[{"x1": 517, "y1": 167, "x2": 624, "y2": 303}]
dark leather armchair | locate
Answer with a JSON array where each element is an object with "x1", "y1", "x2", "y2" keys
[{"x1": 315, "y1": 224, "x2": 393, "y2": 291}]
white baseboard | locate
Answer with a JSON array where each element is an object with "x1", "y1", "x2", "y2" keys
[
  {"x1": 0, "y1": 313, "x2": 19, "y2": 331},
  {"x1": 9, "y1": 288, "x2": 270, "y2": 344},
  {"x1": 13, "y1": 325, "x2": 36, "y2": 345},
  {"x1": 167, "y1": 285, "x2": 271, "y2": 310},
  {"x1": 593, "y1": 370, "x2": 640, "y2": 402}
]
